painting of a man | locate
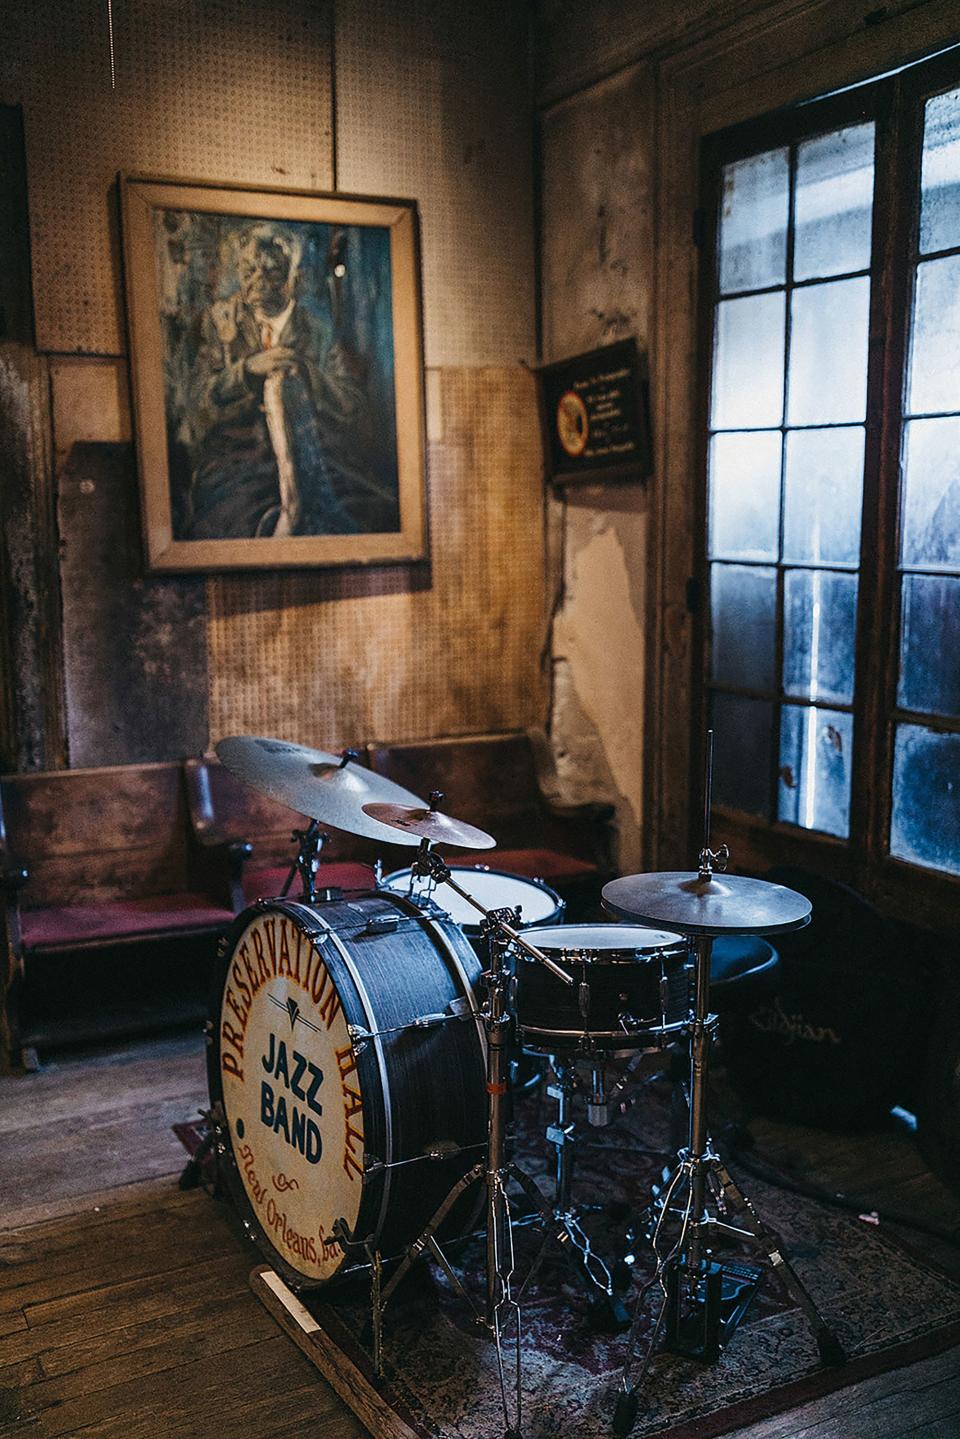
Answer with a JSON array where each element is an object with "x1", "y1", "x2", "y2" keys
[{"x1": 155, "y1": 211, "x2": 401, "y2": 542}]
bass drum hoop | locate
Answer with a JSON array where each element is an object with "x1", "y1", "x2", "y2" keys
[{"x1": 207, "y1": 892, "x2": 486, "y2": 1292}]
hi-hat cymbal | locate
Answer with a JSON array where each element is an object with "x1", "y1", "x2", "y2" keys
[
  {"x1": 361, "y1": 802, "x2": 496, "y2": 851},
  {"x1": 602, "y1": 870, "x2": 811, "y2": 936},
  {"x1": 215, "y1": 736, "x2": 427, "y2": 846}
]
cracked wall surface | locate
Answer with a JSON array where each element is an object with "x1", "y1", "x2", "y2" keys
[{"x1": 540, "y1": 62, "x2": 655, "y2": 869}]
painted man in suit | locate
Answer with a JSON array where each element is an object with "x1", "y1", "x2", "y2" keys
[{"x1": 186, "y1": 222, "x2": 370, "y2": 539}]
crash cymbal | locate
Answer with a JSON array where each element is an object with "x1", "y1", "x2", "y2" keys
[
  {"x1": 361, "y1": 801, "x2": 496, "y2": 851},
  {"x1": 602, "y1": 870, "x2": 811, "y2": 936},
  {"x1": 215, "y1": 736, "x2": 427, "y2": 845}
]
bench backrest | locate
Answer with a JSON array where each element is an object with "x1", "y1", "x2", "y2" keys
[
  {"x1": 0, "y1": 762, "x2": 188, "y2": 907},
  {"x1": 187, "y1": 757, "x2": 369, "y2": 868}
]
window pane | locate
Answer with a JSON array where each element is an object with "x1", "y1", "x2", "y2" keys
[
  {"x1": 719, "y1": 148, "x2": 790, "y2": 294},
  {"x1": 783, "y1": 427, "x2": 864, "y2": 564},
  {"x1": 920, "y1": 86, "x2": 960, "y2": 256},
  {"x1": 907, "y1": 255, "x2": 960, "y2": 415},
  {"x1": 710, "y1": 564, "x2": 777, "y2": 689},
  {"x1": 787, "y1": 277, "x2": 870, "y2": 425},
  {"x1": 709, "y1": 431, "x2": 782, "y2": 560},
  {"x1": 890, "y1": 724, "x2": 960, "y2": 875},
  {"x1": 793, "y1": 122, "x2": 875, "y2": 281},
  {"x1": 778, "y1": 705, "x2": 852, "y2": 838},
  {"x1": 783, "y1": 570, "x2": 858, "y2": 705},
  {"x1": 712, "y1": 293, "x2": 786, "y2": 429},
  {"x1": 712, "y1": 692, "x2": 774, "y2": 816},
  {"x1": 901, "y1": 417, "x2": 960, "y2": 568},
  {"x1": 898, "y1": 574, "x2": 960, "y2": 715}
]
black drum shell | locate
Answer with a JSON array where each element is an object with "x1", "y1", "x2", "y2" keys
[
  {"x1": 208, "y1": 892, "x2": 486, "y2": 1289},
  {"x1": 515, "y1": 927, "x2": 691, "y2": 1052}
]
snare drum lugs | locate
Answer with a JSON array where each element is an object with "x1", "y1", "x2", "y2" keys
[{"x1": 209, "y1": 893, "x2": 486, "y2": 1288}]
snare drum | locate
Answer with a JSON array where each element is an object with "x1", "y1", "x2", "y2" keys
[
  {"x1": 515, "y1": 923, "x2": 691, "y2": 1054},
  {"x1": 208, "y1": 892, "x2": 486, "y2": 1289},
  {"x1": 381, "y1": 866, "x2": 564, "y2": 947}
]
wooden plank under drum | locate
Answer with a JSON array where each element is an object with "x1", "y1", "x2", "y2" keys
[{"x1": 250, "y1": 1265, "x2": 424, "y2": 1439}]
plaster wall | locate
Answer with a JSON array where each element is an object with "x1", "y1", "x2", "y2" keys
[{"x1": 539, "y1": 64, "x2": 655, "y2": 871}]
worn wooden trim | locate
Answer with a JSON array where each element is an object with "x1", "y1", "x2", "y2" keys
[
  {"x1": 249, "y1": 1265, "x2": 424, "y2": 1439},
  {"x1": 0, "y1": 344, "x2": 65, "y2": 772}
]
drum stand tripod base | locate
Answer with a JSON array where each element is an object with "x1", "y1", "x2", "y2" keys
[{"x1": 657, "y1": 1150, "x2": 847, "y2": 1368}]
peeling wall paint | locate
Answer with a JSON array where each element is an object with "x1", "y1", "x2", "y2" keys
[
  {"x1": 552, "y1": 500, "x2": 648, "y2": 871},
  {"x1": 540, "y1": 62, "x2": 655, "y2": 869}
]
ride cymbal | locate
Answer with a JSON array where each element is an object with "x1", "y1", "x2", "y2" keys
[
  {"x1": 602, "y1": 870, "x2": 811, "y2": 936},
  {"x1": 215, "y1": 735, "x2": 426, "y2": 845}
]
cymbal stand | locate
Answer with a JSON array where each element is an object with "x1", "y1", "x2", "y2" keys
[
  {"x1": 279, "y1": 750, "x2": 359, "y2": 902},
  {"x1": 612, "y1": 737, "x2": 845, "y2": 1437},
  {"x1": 369, "y1": 843, "x2": 613, "y2": 1439}
]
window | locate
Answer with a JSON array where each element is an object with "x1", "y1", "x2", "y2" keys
[{"x1": 698, "y1": 56, "x2": 960, "y2": 929}]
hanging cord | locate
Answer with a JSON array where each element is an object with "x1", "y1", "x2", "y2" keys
[
  {"x1": 107, "y1": 0, "x2": 116, "y2": 89},
  {"x1": 720, "y1": 1123, "x2": 960, "y2": 1250}
]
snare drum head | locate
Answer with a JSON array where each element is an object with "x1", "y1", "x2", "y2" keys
[
  {"x1": 522, "y1": 923, "x2": 685, "y2": 957},
  {"x1": 212, "y1": 906, "x2": 365, "y2": 1285},
  {"x1": 382, "y1": 867, "x2": 561, "y2": 929}
]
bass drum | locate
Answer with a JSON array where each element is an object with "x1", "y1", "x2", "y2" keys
[{"x1": 208, "y1": 892, "x2": 486, "y2": 1290}]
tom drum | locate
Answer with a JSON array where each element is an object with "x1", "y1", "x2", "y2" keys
[{"x1": 381, "y1": 866, "x2": 564, "y2": 951}]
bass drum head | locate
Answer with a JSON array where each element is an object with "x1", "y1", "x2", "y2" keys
[
  {"x1": 208, "y1": 895, "x2": 486, "y2": 1289},
  {"x1": 381, "y1": 867, "x2": 563, "y2": 934}
]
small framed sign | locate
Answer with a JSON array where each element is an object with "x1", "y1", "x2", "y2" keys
[{"x1": 537, "y1": 337, "x2": 651, "y2": 487}]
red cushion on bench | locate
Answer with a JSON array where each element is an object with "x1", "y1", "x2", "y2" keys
[
  {"x1": 242, "y1": 861, "x2": 377, "y2": 903},
  {"x1": 21, "y1": 892, "x2": 235, "y2": 951},
  {"x1": 459, "y1": 849, "x2": 597, "y2": 883}
]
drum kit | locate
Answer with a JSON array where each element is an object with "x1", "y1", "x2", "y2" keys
[{"x1": 205, "y1": 733, "x2": 845, "y2": 1439}]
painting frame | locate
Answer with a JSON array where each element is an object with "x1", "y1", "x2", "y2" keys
[{"x1": 120, "y1": 173, "x2": 427, "y2": 572}]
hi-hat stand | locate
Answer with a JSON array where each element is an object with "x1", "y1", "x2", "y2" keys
[{"x1": 604, "y1": 733, "x2": 847, "y2": 1438}]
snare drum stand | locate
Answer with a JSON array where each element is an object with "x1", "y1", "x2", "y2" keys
[{"x1": 366, "y1": 846, "x2": 618, "y2": 1439}]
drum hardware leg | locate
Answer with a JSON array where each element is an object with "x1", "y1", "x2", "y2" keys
[
  {"x1": 365, "y1": 1244, "x2": 384, "y2": 1378},
  {"x1": 613, "y1": 918, "x2": 843, "y2": 1433}
]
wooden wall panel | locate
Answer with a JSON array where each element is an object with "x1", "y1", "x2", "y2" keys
[
  {"x1": 58, "y1": 444, "x2": 208, "y2": 768},
  {"x1": 0, "y1": 344, "x2": 61, "y2": 772}
]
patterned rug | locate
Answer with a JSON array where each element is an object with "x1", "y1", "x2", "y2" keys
[{"x1": 177, "y1": 1078, "x2": 960, "y2": 1439}]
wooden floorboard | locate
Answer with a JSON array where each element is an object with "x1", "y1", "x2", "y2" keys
[{"x1": 1, "y1": 1031, "x2": 959, "y2": 1438}]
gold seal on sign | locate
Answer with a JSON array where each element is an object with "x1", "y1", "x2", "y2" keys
[{"x1": 556, "y1": 390, "x2": 589, "y2": 458}]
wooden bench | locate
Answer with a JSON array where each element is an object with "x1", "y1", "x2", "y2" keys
[
  {"x1": 184, "y1": 755, "x2": 379, "y2": 908},
  {"x1": 0, "y1": 762, "x2": 238, "y2": 1069},
  {"x1": 366, "y1": 729, "x2": 615, "y2": 919}
]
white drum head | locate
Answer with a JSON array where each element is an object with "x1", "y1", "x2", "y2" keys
[
  {"x1": 524, "y1": 923, "x2": 685, "y2": 953},
  {"x1": 383, "y1": 867, "x2": 559, "y2": 928},
  {"x1": 217, "y1": 909, "x2": 364, "y2": 1282}
]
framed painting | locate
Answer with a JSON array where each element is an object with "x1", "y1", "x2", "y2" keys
[{"x1": 120, "y1": 174, "x2": 427, "y2": 571}]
